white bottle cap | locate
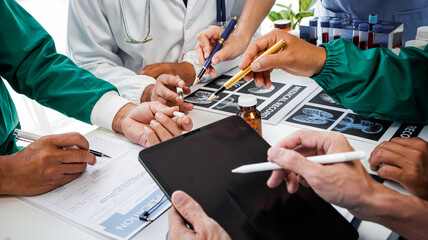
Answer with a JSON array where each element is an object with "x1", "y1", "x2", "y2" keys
[
  {"x1": 405, "y1": 40, "x2": 428, "y2": 50},
  {"x1": 416, "y1": 26, "x2": 428, "y2": 42},
  {"x1": 238, "y1": 94, "x2": 257, "y2": 107}
]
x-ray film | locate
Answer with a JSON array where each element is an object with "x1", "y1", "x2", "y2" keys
[
  {"x1": 284, "y1": 88, "x2": 402, "y2": 144},
  {"x1": 186, "y1": 75, "x2": 317, "y2": 125}
]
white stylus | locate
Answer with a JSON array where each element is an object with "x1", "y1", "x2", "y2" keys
[{"x1": 231, "y1": 151, "x2": 366, "y2": 174}]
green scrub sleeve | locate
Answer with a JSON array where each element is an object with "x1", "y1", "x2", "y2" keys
[
  {"x1": 0, "y1": 0, "x2": 117, "y2": 124},
  {"x1": 311, "y1": 39, "x2": 428, "y2": 124}
]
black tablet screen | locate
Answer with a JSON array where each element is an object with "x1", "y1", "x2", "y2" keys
[{"x1": 139, "y1": 116, "x2": 358, "y2": 239}]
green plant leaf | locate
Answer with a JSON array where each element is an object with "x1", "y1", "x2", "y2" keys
[
  {"x1": 268, "y1": 11, "x2": 283, "y2": 22},
  {"x1": 279, "y1": 10, "x2": 289, "y2": 20},
  {"x1": 295, "y1": 10, "x2": 314, "y2": 19},
  {"x1": 275, "y1": 3, "x2": 289, "y2": 8},
  {"x1": 299, "y1": 0, "x2": 317, "y2": 12}
]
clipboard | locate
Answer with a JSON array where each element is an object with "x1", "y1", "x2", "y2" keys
[{"x1": 138, "y1": 116, "x2": 358, "y2": 239}]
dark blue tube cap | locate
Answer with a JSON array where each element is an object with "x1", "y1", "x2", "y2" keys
[
  {"x1": 320, "y1": 20, "x2": 330, "y2": 27},
  {"x1": 353, "y1": 19, "x2": 362, "y2": 27},
  {"x1": 332, "y1": 20, "x2": 342, "y2": 28},
  {"x1": 309, "y1": 19, "x2": 318, "y2": 26},
  {"x1": 368, "y1": 14, "x2": 377, "y2": 24},
  {"x1": 358, "y1": 23, "x2": 369, "y2": 31},
  {"x1": 373, "y1": 24, "x2": 383, "y2": 33}
]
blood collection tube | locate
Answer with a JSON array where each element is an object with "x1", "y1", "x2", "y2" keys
[
  {"x1": 332, "y1": 20, "x2": 342, "y2": 40},
  {"x1": 372, "y1": 24, "x2": 383, "y2": 48},
  {"x1": 309, "y1": 19, "x2": 318, "y2": 45},
  {"x1": 367, "y1": 13, "x2": 377, "y2": 49},
  {"x1": 352, "y1": 19, "x2": 362, "y2": 47},
  {"x1": 358, "y1": 23, "x2": 369, "y2": 50},
  {"x1": 321, "y1": 20, "x2": 330, "y2": 43}
]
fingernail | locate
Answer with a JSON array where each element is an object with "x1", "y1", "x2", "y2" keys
[
  {"x1": 144, "y1": 126, "x2": 151, "y2": 133},
  {"x1": 186, "y1": 104, "x2": 194, "y2": 110},
  {"x1": 252, "y1": 61, "x2": 261, "y2": 71},
  {"x1": 184, "y1": 117, "x2": 190, "y2": 125},
  {"x1": 173, "y1": 192, "x2": 186, "y2": 206},
  {"x1": 178, "y1": 81, "x2": 185, "y2": 88},
  {"x1": 156, "y1": 112, "x2": 164, "y2": 120},
  {"x1": 150, "y1": 120, "x2": 157, "y2": 127},
  {"x1": 175, "y1": 97, "x2": 182, "y2": 103},
  {"x1": 204, "y1": 51, "x2": 209, "y2": 58},
  {"x1": 212, "y1": 58, "x2": 217, "y2": 65}
]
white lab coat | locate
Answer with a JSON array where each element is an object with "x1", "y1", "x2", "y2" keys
[{"x1": 67, "y1": 0, "x2": 245, "y2": 104}]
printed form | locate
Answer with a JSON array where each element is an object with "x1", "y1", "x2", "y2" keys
[{"x1": 22, "y1": 133, "x2": 170, "y2": 240}]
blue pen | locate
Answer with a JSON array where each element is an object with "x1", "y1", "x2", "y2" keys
[{"x1": 193, "y1": 16, "x2": 238, "y2": 86}]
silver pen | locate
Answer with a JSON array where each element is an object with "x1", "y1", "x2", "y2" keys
[{"x1": 13, "y1": 129, "x2": 111, "y2": 158}]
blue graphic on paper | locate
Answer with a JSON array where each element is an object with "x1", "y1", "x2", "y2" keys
[{"x1": 100, "y1": 189, "x2": 169, "y2": 238}]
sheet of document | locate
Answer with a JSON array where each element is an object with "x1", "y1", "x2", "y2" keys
[
  {"x1": 186, "y1": 75, "x2": 317, "y2": 125},
  {"x1": 22, "y1": 133, "x2": 170, "y2": 240}
]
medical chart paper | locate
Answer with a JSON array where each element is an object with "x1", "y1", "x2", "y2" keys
[
  {"x1": 22, "y1": 133, "x2": 170, "y2": 240},
  {"x1": 186, "y1": 75, "x2": 317, "y2": 125}
]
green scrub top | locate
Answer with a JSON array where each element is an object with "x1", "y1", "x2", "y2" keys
[
  {"x1": 312, "y1": 39, "x2": 428, "y2": 124},
  {"x1": 0, "y1": 0, "x2": 118, "y2": 155}
]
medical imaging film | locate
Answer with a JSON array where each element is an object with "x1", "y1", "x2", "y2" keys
[
  {"x1": 237, "y1": 81, "x2": 286, "y2": 98},
  {"x1": 185, "y1": 89, "x2": 229, "y2": 109},
  {"x1": 309, "y1": 90, "x2": 347, "y2": 109},
  {"x1": 212, "y1": 94, "x2": 265, "y2": 114},
  {"x1": 286, "y1": 105, "x2": 345, "y2": 130},
  {"x1": 204, "y1": 75, "x2": 248, "y2": 92},
  {"x1": 332, "y1": 113, "x2": 393, "y2": 141}
]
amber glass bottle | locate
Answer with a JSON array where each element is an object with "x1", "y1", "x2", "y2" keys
[{"x1": 237, "y1": 94, "x2": 262, "y2": 136}]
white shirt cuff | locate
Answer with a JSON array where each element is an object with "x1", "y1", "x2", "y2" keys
[
  {"x1": 119, "y1": 77, "x2": 156, "y2": 105},
  {"x1": 182, "y1": 50, "x2": 204, "y2": 83},
  {"x1": 90, "y1": 91, "x2": 131, "y2": 130}
]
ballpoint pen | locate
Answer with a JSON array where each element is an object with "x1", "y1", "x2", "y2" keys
[
  {"x1": 208, "y1": 40, "x2": 286, "y2": 100},
  {"x1": 231, "y1": 151, "x2": 366, "y2": 174},
  {"x1": 13, "y1": 129, "x2": 111, "y2": 158},
  {"x1": 193, "y1": 16, "x2": 238, "y2": 86}
]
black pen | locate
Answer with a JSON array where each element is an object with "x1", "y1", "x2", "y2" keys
[
  {"x1": 193, "y1": 16, "x2": 238, "y2": 86},
  {"x1": 13, "y1": 129, "x2": 111, "y2": 158}
]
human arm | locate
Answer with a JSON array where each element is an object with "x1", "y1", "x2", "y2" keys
[
  {"x1": 168, "y1": 191, "x2": 231, "y2": 240},
  {"x1": 195, "y1": 0, "x2": 275, "y2": 78},
  {"x1": 369, "y1": 137, "x2": 428, "y2": 200},
  {"x1": 241, "y1": 29, "x2": 428, "y2": 123},
  {"x1": 67, "y1": 0, "x2": 155, "y2": 105},
  {"x1": 1, "y1": 0, "x2": 193, "y2": 146},
  {"x1": 267, "y1": 130, "x2": 428, "y2": 240}
]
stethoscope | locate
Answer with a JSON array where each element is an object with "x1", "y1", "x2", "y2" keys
[{"x1": 120, "y1": 0, "x2": 226, "y2": 44}]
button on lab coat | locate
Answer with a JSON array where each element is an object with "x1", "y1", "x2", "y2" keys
[{"x1": 67, "y1": 0, "x2": 245, "y2": 104}]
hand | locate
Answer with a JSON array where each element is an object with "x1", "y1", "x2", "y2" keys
[
  {"x1": 266, "y1": 131, "x2": 381, "y2": 217},
  {"x1": 139, "y1": 62, "x2": 195, "y2": 86},
  {"x1": 112, "y1": 102, "x2": 193, "y2": 147},
  {"x1": 195, "y1": 26, "x2": 250, "y2": 78},
  {"x1": 142, "y1": 74, "x2": 193, "y2": 113},
  {"x1": 369, "y1": 137, "x2": 428, "y2": 200},
  {"x1": 239, "y1": 29, "x2": 327, "y2": 87},
  {"x1": 168, "y1": 190, "x2": 231, "y2": 240},
  {"x1": 0, "y1": 133, "x2": 96, "y2": 196}
]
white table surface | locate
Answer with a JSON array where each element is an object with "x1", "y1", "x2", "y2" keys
[{"x1": 0, "y1": 70, "x2": 393, "y2": 240}]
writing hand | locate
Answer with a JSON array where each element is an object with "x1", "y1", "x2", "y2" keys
[
  {"x1": 0, "y1": 133, "x2": 96, "y2": 196},
  {"x1": 240, "y1": 29, "x2": 326, "y2": 87}
]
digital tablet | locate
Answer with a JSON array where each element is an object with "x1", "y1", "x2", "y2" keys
[{"x1": 138, "y1": 116, "x2": 358, "y2": 239}]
